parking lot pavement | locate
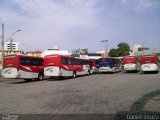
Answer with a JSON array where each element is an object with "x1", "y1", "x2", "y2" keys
[
  {"x1": 0, "y1": 77, "x2": 18, "y2": 82},
  {"x1": 0, "y1": 72, "x2": 160, "y2": 114}
]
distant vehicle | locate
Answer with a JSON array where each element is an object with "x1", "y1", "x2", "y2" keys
[
  {"x1": 2, "y1": 55, "x2": 44, "y2": 81},
  {"x1": 122, "y1": 56, "x2": 140, "y2": 72},
  {"x1": 89, "y1": 59, "x2": 99, "y2": 73},
  {"x1": 44, "y1": 54, "x2": 91, "y2": 78},
  {"x1": 140, "y1": 55, "x2": 160, "y2": 72},
  {"x1": 99, "y1": 57, "x2": 122, "y2": 73}
]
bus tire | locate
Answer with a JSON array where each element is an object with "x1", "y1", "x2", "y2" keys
[
  {"x1": 60, "y1": 76, "x2": 65, "y2": 80},
  {"x1": 88, "y1": 70, "x2": 90, "y2": 75},
  {"x1": 90, "y1": 70, "x2": 93, "y2": 74},
  {"x1": 73, "y1": 72, "x2": 76, "y2": 78},
  {"x1": 37, "y1": 73, "x2": 43, "y2": 80}
]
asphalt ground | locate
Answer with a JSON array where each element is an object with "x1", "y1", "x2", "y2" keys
[{"x1": 0, "y1": 72, "x2": 160, "y2": 120}]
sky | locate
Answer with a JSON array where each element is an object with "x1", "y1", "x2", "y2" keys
[{"x1": 0, "y1": 0, "x2": 160, "y2": 52}]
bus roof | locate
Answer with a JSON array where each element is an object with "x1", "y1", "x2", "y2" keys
[
  {"x1": 4, "y1": 55, "x2": 43, "y2": 59},
  {"x1": 99, "y1": 57, "x2": 121, "y2": 59},
  {"x1": 45, "y1": 54, "x2": 75, "y2": 58}
]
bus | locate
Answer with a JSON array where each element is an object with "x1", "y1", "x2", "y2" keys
[
  {"x1": 2, "y1": 55, "x2": 44, "y2": 81},
  {"x1": 99, "y1": 57, "x2": 122, "y2": 73},
  {"x1": 140, "y1": 55, "x2": 160, "y2": 72},
  {"x1": 89, "y1": 59, "x2": 99, "y2": 73},
  {"x1": 44, "y1": 54, "x2": 91, "y2": 78},
  {"x1": 122, "y1": 56, "x2": 140, "y2": 72}
]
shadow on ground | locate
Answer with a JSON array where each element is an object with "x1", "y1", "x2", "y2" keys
[
  {"x1": 8, "y1": 79, "x2": 45, "y2": 84},
  {"x1": 46, "y1": 74, "x2": 90, "y2": 81},
  {"x1": 140, "y1": 71, "x2": 159, "y2": 74},
  {"x1": 115, "y1": 89, "x2": 160, "y2": 120}
]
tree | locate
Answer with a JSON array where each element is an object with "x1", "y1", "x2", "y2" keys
[
  {"x1": 117, "y1": 42, "x2": 130, "y2": 56},
  {"x1": 108, "y1": 48, "x2": 118, "y2": 57}
]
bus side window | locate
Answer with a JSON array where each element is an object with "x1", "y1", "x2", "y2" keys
[
  {"x1": 68, "y1": 58, "x2": 72, "y2": 64},
  {"x1": 39, "y1": 59, "x2": 44, "y2": 66},
  {"x1": 20, "y1": 57, "x2": 30, "y2": 65},
  {"x1": 32, "y1": 58, "x2": 36, "y2": 65},
  {"x1": 34, "y1": 58, "x2": 43, "y2": 66},
  {"x1": 110, "y1": 59, "x2": 114, "y2": 64},
  {"x1": 61, "y1": 57, "x2": 69, "y2": 64},
  {"x1": 20, "y1": 57, "x2": 25, "y2": 65},
  {"x1": 71, "y1": 58, "x2": 75, "y2": 64},
  {"x1": 73, "y1": 58, "x2": 76, "y2": 64},
  {"x1": 61, "y1": 57, "x2": 64, "y2": 64},
  {"x1": 80, "y1": 60, "x2": 84, "y2": 65},
  {"x1": 61, "y1": 57, "x2": 65, "y2": 64},
  {"x1": 76, "y1": 59, "x2": 80, "y2": 64}
]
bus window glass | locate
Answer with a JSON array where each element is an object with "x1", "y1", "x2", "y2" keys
[{"x1": 61, "y1": 57, "x2": 69, "y2": 64}]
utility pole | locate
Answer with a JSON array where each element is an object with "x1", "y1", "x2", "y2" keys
[
  {"x1": 1, "y1": 23, "x2": 21, "y2": 70},
  {"x1": 101, "y1": 40, "x2": 109, "y2": 57},
  {"x1": 1, "y1": 24, "x2": 4, "y2": 69},
  {"x1": 10, "y1": 39, "x2": 13, "y2": 50}
]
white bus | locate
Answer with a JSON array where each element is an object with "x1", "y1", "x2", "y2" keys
[
  {"x1": 122, "y1": 56, "x2": 140, "y2": 72},
  {"x1": 44, "y1": 54, "x2": 91, "y2": 78},
  {"x1": 140, "y1": 55, "x2": 159, "y2": 72},
  {"x1": 2, "y1": 55, "x2": 44, "y2": 81}
]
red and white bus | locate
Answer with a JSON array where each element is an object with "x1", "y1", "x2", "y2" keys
[
  {"x1": 2, "y1": 55, "x2": 44, "y2": 81},
  {"x1": 122, "y1": 56, "x2": 140, "y2": 72},
  {"x1": 44, "y1": 54, "x2": 91, "y2": 78},
  {"x1": 89, "y1": 59, "x2": 99, "y2": 73},
  {"x1": 140, "y1": 55, "x2": 160, "y2": 72}
]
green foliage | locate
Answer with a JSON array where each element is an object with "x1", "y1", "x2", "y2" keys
[
  {"x1": 117, "y1": 43, "x2": 130, "y2": 56},
  {"x1": 108, "y1": 48, "x2": 118, "y2": 57},
  {"x1": 109, "y1": 42, "x2": 130, "y2": 57}
]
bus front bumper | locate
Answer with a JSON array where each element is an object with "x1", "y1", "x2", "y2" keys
[
  {"x1": 124, "y1": 67, "x2": 137, "y2": 71},
  {"x1": 141, "y1": 64, "x2": 159, "y2": 72},
  {"x1": 99, "y1": 67, "x2": 112, "y2": 73}
]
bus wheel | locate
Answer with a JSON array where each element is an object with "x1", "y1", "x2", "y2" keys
[
  {"x1": 73, "y1": 72, "x2": 76, "y2": 78},
  {"x1": 24, "y1": 79, "x2": 32, "y2": 82},
  {"x1": 37, "y1": 73, "x2": 43, "y2": 80},
  {"x1": 88, "y1": 70, "x2": 91, "y2": 75},
  {"x1": 90, "y1": 70, "x2": 93, "y2": 74},
  {"x1": 60, "y1": 76, "x2": 65, "y2": 80}
]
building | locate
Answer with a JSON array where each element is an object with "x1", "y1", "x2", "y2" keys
[
  {"x1": 0, "y1": 50, "x2": 24, "y2": 63},
  {"x1": 138, "y1": 47, "x2": 149, "y2": 51},
  {"x1": 25, "y1": 51, "x2": 42, "y2": 57},
  {"x1": 129, "y1": 44, "x2": 142, "y2": 56},
  {"x1": 134, "y1": 48, "x2": 160, "y2": 57},
  {"x1": 4, "y1": 41, "x2": 20, "y2": 50},
  {"x1": 130, "y1": 44, "x2": 151, "y2": 56}
]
